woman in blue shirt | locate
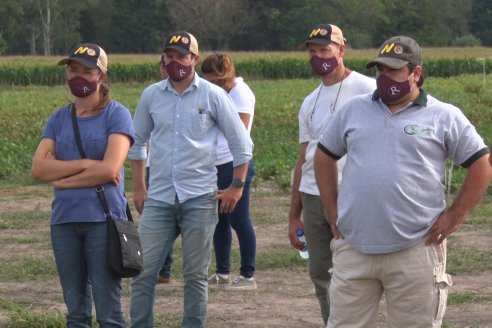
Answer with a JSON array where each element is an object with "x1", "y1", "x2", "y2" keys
[{"x1": 31, "y1": 43, "x2": 134, "y2": 327}]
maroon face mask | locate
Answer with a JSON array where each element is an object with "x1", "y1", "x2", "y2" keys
[
  {"x1": 309, "y1": 55, "x2": 339, "y2": 76},
  {"x1": 376, "y1": 74, "x2": 412, "y2": 103},
  {"x1": 165, "y1": 61, "x2": 193, "y2": 82},
  {"x1": 68, "y1": 76, "x2": 99, "y2": 98}
]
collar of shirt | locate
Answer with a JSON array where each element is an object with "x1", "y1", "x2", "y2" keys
[
  {"x1": 160, "y1": 72, "x2": 200, "y2": 94},
  {"x1": 372, "y1": 88, "x2": 428, "y2": 107}
]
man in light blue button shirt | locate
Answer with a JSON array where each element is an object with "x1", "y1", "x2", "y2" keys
[{"x1": 128, "y1": 31, "x2": 253, "y2": 328}]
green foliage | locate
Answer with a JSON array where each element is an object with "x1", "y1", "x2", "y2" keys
[
  {"x1": 447, "y1": 244, "x2": 492, "y2": 275},
  {"x1": 0, "y1": 65, "x2": 65, "y2": 86},
  {"x1": 469, "y1": 0, "x2": 492, "y2": 46},
  {"x1": 1, "y1": 57, "x2": 492, "y2": 86},
  {"x1": 1, "y1": 0, "x2": 491, "y2": 54},
  {"x1": 447, "y1": 292, "x2": 492, "y2": 305},
  {"x1": 2, "y1": 73, "x2": 492, "y2": 192},
  {"x1": 0, "y1": 210, "x2": 50, "y2": 229},
  {"x1": 0, "y1": 85, "x2": 65, "y2": 184},
  {"x1": 0, "y1": 256, "x2": 57, "y2": 281},
  {"x1": 153, "y1": 314, "x2": 182, "y2": 327},
  {"x1": 0, "y1": 299, "x2": 66, "y2": 328},
  {"x1": 250, "y1": 79, "x2": 317, "y2": 187},
  {"x1": 256, "y1": 244, "x2": 309, "y2": 269},
  {"x1": 451, "y1": 34, "x2": 482, "y2": 47}
]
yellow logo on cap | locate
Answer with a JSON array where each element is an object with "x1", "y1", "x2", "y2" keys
[
  {"x1": 169, "y1": 35, "x2": 182, "y2": 44},
  {"x1": 310, "y1": 29, "x2": 322, "y2": 38},
  {"x1": 74, "y1": 47, "x2": 89, "y2": 55},
  {"x1": 380, "y1": 43, "x2": 395, "y2": 54}
]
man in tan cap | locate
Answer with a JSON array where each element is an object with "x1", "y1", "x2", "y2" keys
[
  {"x1": 315, "y1": 35, "x2": 491, "y2": 327},
  {"x1": 128, "y1": 31, "x2": 253, "y2": 328},
  {"x1": 288, "y1": 23, "x2": 375, "y2": 325}
]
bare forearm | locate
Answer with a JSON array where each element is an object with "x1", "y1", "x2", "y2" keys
[
  {"x1": 130, "y1": 160, "x2": 146, "y2": 192},
  {"x1": 232, "y1": 162, "x2": 249, "y2": 183},
  {"x1": 54, "y1": 162, "x2": 119, "y2": 188},
  {"x1": 448, "y1": 156, "x2": 492, "y2": 223},
  {"x1": 289, "y1": 159, "x2": 303, "y2": 223},
  {"x1": 32, "y1": 158, "x2": 98, "y2": 182},
  {"x1": 314, "y1": 149, "x2": 338, "y2": 220}
]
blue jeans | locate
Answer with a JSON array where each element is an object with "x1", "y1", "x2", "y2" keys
[
  {"x1": 214, "y1": 160, "x2": 256, "y2": 278},
  {"x1": 147, "y1": 166, "x2": 174, "y2": 279},
  {"x1": 130, "y1": 193, "x2": 218, "y2": 328},
  {"x1": 158, "y1": 248, "x2": 174, "y2": 278},
  {"x1": 51, "y1": 222, "x2": 125, "y2": 328}
]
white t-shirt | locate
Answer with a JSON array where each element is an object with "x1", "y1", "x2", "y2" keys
[
  {"x1": 298, "y1": 71, "x2": 375, "y2": 195},
  {"x1": 215, "y1": 77, "x2": 255, "y2": 165}
]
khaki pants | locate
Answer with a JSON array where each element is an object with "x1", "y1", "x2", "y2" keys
[{"x1": 327, "y1": 239, "x2": 452, "y2": 328}]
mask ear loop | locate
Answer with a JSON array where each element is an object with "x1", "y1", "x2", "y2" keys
[
  {"x1": 408, "y1": 72, "x2": 415, "y2": 92},
  {"x1": 335, "y1": 45, "x2": 343, "y2": 64},
  {"x1": 96, "y1": 73, "x2": 103, "y2": 86}
]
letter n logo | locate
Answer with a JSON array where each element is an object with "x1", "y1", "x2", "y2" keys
[
  {"x1": 169, "y1": 36, "x2": 181, "y2": 44},
  {"x1": 74, "y1": 47, "x2": 89, "y2": 55},
  {"x1": 380, "y1": 43, "x2": 395, "y2": 55},
  {"x1": 309, "y1": 29, "x2": 321, "y2": 38}
]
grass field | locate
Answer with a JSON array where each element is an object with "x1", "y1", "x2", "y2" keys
[
  {"x1": 1, "y1": 74, "x2": 491, "y2": 191},
  {"x1": 0, "y1": 51, "x2": 491, "y2": 326}
]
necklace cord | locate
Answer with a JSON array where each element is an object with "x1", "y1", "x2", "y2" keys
[{"x1": 310, "y1": 67, "x2": 347, "y2": 121}]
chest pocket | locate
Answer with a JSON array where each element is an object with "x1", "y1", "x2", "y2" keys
[{"x1": 183, "y1": 106, "x2": 213, "y2": 137}]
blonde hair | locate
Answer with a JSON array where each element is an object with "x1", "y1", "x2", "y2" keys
[{"x1": 201, "y1": 53, "x2": 235, "y2": 92}]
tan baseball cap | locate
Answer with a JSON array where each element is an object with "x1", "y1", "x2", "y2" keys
[
  {"x1": 299, "y1": 24, "x2": 346, "y2": 48},
  {"x1": 58, "y1": 43, "x2": 108, "y2": 73},
  {"x1": 163, "y1": 31, "x2": 199, "y2": 56}
]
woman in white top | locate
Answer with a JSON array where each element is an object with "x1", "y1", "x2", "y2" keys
[{"x1": 201, "y1": 53, "x2": 257, "y2": 290}]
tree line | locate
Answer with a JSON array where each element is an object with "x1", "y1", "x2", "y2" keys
[{"x1": 1, "y1": 0, "x2": 491, "y2": 56}]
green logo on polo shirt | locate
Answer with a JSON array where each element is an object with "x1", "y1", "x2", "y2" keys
[{"x1": 404, "y1": 124, "x2": 431, "y2": 137}]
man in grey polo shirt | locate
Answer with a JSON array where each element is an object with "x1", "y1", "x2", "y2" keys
[
  {"x1": 314, "y1": 35, "x2": 491, "y2": 327},
  {"x1": 128, "y1": 31, "x2": 252, "y2": 328}
]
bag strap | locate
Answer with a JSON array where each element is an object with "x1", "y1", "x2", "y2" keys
[
  {"x1": 70, "y1": 104, "x2": 87, "y2": 159},
  {"x1": 70, "y1": 105, "x2": 134, "y2": 223}
]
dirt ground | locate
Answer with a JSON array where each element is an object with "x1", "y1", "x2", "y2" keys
[{"x1": 0, "y1": 185, "x2": 491, "y2": 327}]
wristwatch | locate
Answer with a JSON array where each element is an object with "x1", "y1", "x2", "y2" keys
[{"x1": 231, "y1": 178, "x2": 245, "y2": 188}]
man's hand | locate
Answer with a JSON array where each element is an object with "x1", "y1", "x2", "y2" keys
[
  {"x1": 133, "y1": 189, "x2": 148, "y2": 215},
  {"x1": 426, "y1": 210, "x2": 461, "y2": 245},
  {"x1": 327, "y1": 213, "x2": 343, "y2": 240},
  {"x1": 288, "y1": 218, "x2": 305, "y2": 251},
  {"x1": 215, "y1": 187, "x2": 243, "y2": 213}
]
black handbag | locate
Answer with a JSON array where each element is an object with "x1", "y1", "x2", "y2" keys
[{"x1": 70, "y1": 105, "x2": 143, "y2": 278}]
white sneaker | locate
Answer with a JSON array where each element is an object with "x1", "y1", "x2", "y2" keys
[
  {"x1": 208, "y1": 273, "x2": 230, "y2": 288},
  {"x1": 223, "y1": 275, "x2": 257, "y2": 291}
]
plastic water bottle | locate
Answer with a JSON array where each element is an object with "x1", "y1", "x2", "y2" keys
[{"x1": 296, "y1": 228, "x2": 309, "y2": 259}]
